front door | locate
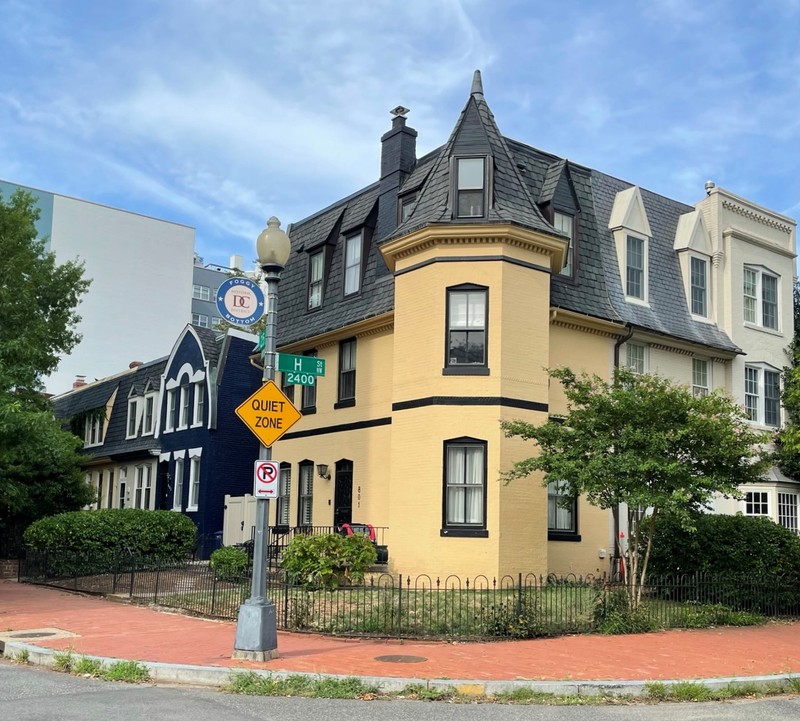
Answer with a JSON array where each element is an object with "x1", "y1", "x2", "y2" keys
[{"x1": 333, "y1": 460, "x2": 353, "y2": 527}]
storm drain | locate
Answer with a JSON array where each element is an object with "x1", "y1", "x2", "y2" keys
[
  {"x1": 374, "y1": 654, "x2": 427, "y2": 664},
  {"x1": 0, "y1": 628, "x2": 78, "y2": 643},
  {"x1": 8, "y1": 632, "x2": 57, "y2": 639}
]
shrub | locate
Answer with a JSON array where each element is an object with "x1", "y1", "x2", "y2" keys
[
  {"x1": 593, "y1": 587, "x2": 660, "y2": 634},
  {"x1": 210, "y1": 545, "x2": 250, "y2": 582},
  {"x1": 23, "y1": 509, "x2": 197, "y2": 566},
  {"x1": 281, "y1": 533, "x2": 377, "y2": 589}
]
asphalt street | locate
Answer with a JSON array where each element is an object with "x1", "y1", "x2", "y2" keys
[{"x1": 3, "y1": 663, "x2": 800, "y2": 721}]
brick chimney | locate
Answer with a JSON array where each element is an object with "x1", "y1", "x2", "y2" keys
[
  {"x1": 376, "y1": 108, "x2": 417, "y2": 264},
  {"x1": 72, "y1": 375, "x2": 87, "y2": 389},
  {"x1": 129, "y1": 361, "x2": 143, "y2": 369}
]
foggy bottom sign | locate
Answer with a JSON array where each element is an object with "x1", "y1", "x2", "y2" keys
[{"x1": 235, "y1": 380, "x2": 302, "y2": 447}]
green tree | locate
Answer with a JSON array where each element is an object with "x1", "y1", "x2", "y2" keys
[
  {"x1": 776, "y1": 280, "x2": 800, "y2": 479},
  {"x1": 0, "y1": 189, "x2": 93, "y2": 549},
  {"x1": 501, "y1": 367, "x2": 770, "y2": 606},
  {"x1": 0, "y1": 189, "x2": 90, "y2": 398}
]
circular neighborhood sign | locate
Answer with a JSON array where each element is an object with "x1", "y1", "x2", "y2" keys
[{"x1": 216, "y1": 277, "x2": 265, "y2": 326}]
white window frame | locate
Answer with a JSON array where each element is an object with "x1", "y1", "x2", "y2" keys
[
  {"x1": 692, "y1": 358, "x2": 710, "y2": 397},
  {"x1": 743, "y1": 266, "x2": 779, "y2": 331},
  {"x1": 192, "y1": 381, "x2": 205, "y2": 427},
  {"x1": 192, "y1": 284, "x2": 210, "y2": 301},
  {"x1": 165, "y1": 389, "x2": 177, "y2": 432},
  {"x1": 778, "y1": 492, "x2": 798, "y2": 534},
  {"x1": 689, "y1": 255, "x2": 708, "y2": 318},
  {"x1": 187, "y1": 449, "x2": 202, "y2": 511},
  {"x1": 744, "y1": 490, "x2": 770, "y2": 517},
  {"x1": 444, "y1": 439, "x2": 487, "y2": 530},
  {"x1": 192, "y1": 313, "x2": 210, "y2": 328},
  {"x1": 744, "y1": 363, "x2": 781, "y2": 428},
  {"x1": 179, "y1": 383, "x2": 190, "y2": 430},
  {"x1": 626, "y1": 343, "x2": 647, "y2": 375},
  {"x1": 625, "y1": 233, "x2": 647, "y2": 302},
  {"x1": 142, "y1": 392, "x2": 156, "y2": 435},
  {"x1": 343, "y1": 232, "x2": 362, "y2": 296},
  {"x1": 553, "y1": 212, "x2": 574, "y2": 277},
  {"x1": 126, "y1": 399, "x2": 139, "y2": 439},
  {"x1": 172, "y1": 456, "x2": 185, "y2": 511},
  {"x1": 84, "y1": 414, "x2": 103, "y2": 447},
  {"x1": 308, "y1": 249, "x2": 324, "y2": 309}
]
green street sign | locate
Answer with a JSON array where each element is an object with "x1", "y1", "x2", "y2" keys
[
  {"x1": 283, "y1": 370, "x2": 316, "y2": 387},
  {"x1": 278, "y1": 353, "x2": 325, "y2": 377}
]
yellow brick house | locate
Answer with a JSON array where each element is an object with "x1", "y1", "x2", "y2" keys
[{"x1": 265, "y1": 71, "x2": 797, "y2": 579}]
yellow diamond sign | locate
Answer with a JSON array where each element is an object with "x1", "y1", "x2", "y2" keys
[{"x1": 235, "y1": 380, "x2": 302, "y2": 447}]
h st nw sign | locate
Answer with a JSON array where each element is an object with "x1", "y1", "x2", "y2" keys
[{"x1": 235, "y1": 380, "x2": 302, "y2": 447}]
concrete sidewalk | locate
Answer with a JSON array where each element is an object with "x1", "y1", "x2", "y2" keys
[{"x1": 2, "y1": 580, "x2": 800, "y2": 696}]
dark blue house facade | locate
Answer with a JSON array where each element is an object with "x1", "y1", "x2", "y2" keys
[{"x1": 157, "y1": 325, "x2": 262, "y2": 556}]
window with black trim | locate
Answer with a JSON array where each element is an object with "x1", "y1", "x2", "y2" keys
[
  {"x1": 301, "y1": 350, "x2": 317, "y2": 413},
  {"x1": 455, "y1": 157, "x2": 486, "y2": 218},
  {"x1": 308, "y1": 249, "x2": 324, "y2": 309},
  {"x1": 280, "y1": 371, "x2": 295, "y2": 404},
  {"x1": 398, "y1": 193, "x2": 417, "y2": 223},
  {"x1": 344, "y1": 232, "x2": 362, "y2": 296},
  {"x1": 445, "y1": 285, "x2": 487, "y2": 374},
  {"x1": 442, "y1": 438, "x2": 487, "y2": 536},
  {"x1": 298, "y1": 461, "x2": 314, "y2": 526},
  {"x1": 337, "y1": 338, "x2": 356, "y2": 407},
  {"x1": 547, "y1": 480, "x2": 578, "y2": 538},
  {"x1": 277, "y1": 462, "x2": 291, "y2": 527}
]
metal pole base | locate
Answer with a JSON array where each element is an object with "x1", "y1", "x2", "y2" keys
[{"x1": 233, "y1": 599, "x2": 279, "y2": 661}]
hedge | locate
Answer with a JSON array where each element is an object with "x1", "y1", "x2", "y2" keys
[{"x1": 24, "y1": 509, "x2": 197, "y2": 564}]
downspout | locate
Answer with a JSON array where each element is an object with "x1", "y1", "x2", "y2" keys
[{"x1": 611, "y1": 324, "x2": 634, "y2": 579}]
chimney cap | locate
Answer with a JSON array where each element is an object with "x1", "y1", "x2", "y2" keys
[
  {"x1": 390, "y1": 105, "x2": 410, "y2": 118},
  {"x1": 704, "y1": 180, "x2": 716, "y2": 195},
  {"x1": 129, "y1": 361, "x2": 143, "y2": 369}
]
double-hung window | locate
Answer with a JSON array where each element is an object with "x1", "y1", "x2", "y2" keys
[
  {"x1": 692, "y1": 359, "x2": 710, "y2": 397},
  {"x1": 192, "y1": 284, "x2": 210, "y2": 301},
  {"x1": 442, "y1": 439, "x2": 487, "y2": 536},
  {"x1": 126, "y1": 399, "x2": 139, "y2": 438},
  {"x1": 301, "y1": 351, "x2": 317, "y2": 412},
  {"x1": 143, "y1": 393, "x2": 155, "y2": 435},
  {"x1": 745, "y1": 365, "x2": 781, "y2": 427},
  {"x1": 344, "y1": 233, "x2": 362, "y2": 296},
  {"x1": 193, "y1": 381, "x2": 205, "y2": 426},
  {"x1": 626, "y1": 343, "x2": 647, "y2": 375},
  {"x1": 553, "y1": 212, "x2": 574, "y2": 277},
  {"x1": 84, "y1": 413, "x2": 102, "y2": 447},
  {"x1": 778, "y1": 492, "x2": 798, "y2": 533},
  {"x1": 277, "y1": 463, "x2": 291, "y2": 527},
  {"x1": 135, "y1": 465, "x2": 151, "y2": 509},
  {"x1": 172, "y1": 456, "x2": 184, "y2": 511},
  {"x1": 455, "y1": 158, "x2": 486, "y2": 218},
  {"x1": 298, "y1": 462, "x2": 314, "y2": 526},
  {"x1": 188, "y1": 451, "x2": 202, "y2": 511},
  {"x1": 548, "y1": 480, "x2": 578, "y2": 536},
  {"x1": 192, "y1": 313, "x2": 210, "y2": 328},
  {"x1": 626, "y1": 235, "x2": 645, "y2": 300},
  {"x1": 690, "y1": 256, "x2": 708, "y2": 317},
  {"x1": 308, "y1": 250, "x2": 324, "y2": 309},
  {"x1": 337, "y1": 339, "x2": 356, "y2": 406},
  {"x1": 743, "y1": 267, "x2": 779, "y2": 330},
  {"x1": 166, "y1": 389, "x2": 177, "y2": 432},
  {"x1": 179, "y1": 383, "x2": 190, "y2": 429},
  {"x1": 446, "y1": 285, "x2": 487, "y2": 373}
]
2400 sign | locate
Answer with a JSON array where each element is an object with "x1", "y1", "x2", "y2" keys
[{"x1": 285, "y1": 371, "x2": 316, "y2": 387}]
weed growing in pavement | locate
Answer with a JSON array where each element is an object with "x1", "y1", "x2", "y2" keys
[
  {"x1": 52, "y1": 647, "x2": 75, "y2": 672},
  {"x1": 12, "y1": 648, "x2": 30, "y2": 664},
  {"x1": 102, "y1": 660, "x2": 150, "y2": 683},
  {"x1": 398, "y1": 684, "x2": 458, "y2": 701},
  {"x1": 227, "y1": 672, "x2": 379, "y2": 698},
  {"x1": 74, "y1": 656, "x2": 104, "y2": 677}
]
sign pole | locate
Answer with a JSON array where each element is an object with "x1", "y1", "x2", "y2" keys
[{"x1": 233, "y1": 267, "x2": 281, "y2": 660}]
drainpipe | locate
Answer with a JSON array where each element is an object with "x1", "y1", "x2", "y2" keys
[{"x1": 611, "y1": 324, "x2": 634, "y2": 578}]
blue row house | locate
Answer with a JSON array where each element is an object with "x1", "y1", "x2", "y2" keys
[{"x1": 52, "y1": 325, "x2": 263, "y2": 558}]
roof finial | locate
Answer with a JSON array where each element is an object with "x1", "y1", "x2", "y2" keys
[{"x1": 471, "y1": 69, "x2": 483, "y2": 96}]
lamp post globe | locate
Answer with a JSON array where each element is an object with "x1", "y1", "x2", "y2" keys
[{"x1": 256, "y1": 216, "x2": 291, "y2": 270}]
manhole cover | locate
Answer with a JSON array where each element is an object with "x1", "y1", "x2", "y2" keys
[
  {"x1": 374, "y1": 654, "x2": 427, "y2": 664},
  {"x1": 11, "y1": 632, "x2": 57, "y2": 639}
]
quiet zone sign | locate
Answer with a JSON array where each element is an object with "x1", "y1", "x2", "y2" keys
[{"x1": 254, "y1": 460, "x2": 279, "y2": 498}]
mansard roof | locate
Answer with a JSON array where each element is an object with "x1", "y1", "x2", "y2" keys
[{"x1": 276, "y1": 71, "x2": 741, "y2": 355}]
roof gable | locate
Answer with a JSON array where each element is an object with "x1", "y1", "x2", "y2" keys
[
  {"x1": 608, "y1": 185, "x2": 652, "y2": 237},
  {"x1": 673, "y1": 210, "x2": 712, "y2": 255}
]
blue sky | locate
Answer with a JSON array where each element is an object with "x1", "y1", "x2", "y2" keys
[{"x1": 1, "y1": 0, "x2": 798, "y2": 268}]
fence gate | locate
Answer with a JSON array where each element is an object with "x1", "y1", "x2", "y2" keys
[{"x1": 223, "y1": 494, "x2": 257, "y2": 546}]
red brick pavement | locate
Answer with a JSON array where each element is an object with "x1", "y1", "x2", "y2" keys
[{"x1": 2, "y1": 580, "x2": 799, "y2": 681}]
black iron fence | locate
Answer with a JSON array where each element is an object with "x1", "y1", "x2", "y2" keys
[{"x1": 17, "y1": 549, "x2": 800, "y2": 640}]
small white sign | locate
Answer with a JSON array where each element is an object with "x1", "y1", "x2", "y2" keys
[{"x1": 254, "y1": 460, "x2": 280, "y2": 498}]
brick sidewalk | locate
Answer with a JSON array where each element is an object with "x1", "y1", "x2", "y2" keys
[{"x1": 2, "y1": 580, "x2": 799, "y2": 681}]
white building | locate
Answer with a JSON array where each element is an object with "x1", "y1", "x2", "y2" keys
[{"x1": 1, "y1": 180, "x2": 195, "y2": 395}]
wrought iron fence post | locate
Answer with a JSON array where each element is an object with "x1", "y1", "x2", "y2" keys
[
  {"x1": 128, "y1": 550, "x2": 136, "y2": 598},
  {"x1": 283, "y1": 571, "x2": 290, "y2": 629},
  {"x1": 517, "y1": 572, "x2": 523, "y2": 619},
  {"x1": 397, "y1": 574, "x2": 403, "y2": 640},
  {"x1": 210, "y1": 568, "x2": 218, "y2": 616},
  {"x1": 154, "y1": 562, "x2": 161, "y2": 605}
]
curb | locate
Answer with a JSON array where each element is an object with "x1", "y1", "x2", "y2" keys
[{"x1": 3, "y1": 639, "x2": 800, "y2": 698}]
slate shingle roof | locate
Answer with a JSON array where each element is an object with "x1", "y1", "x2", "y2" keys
[
  {"x1": 276, "y1": 71, "x2": 740, "y2": 356},
  {"x1": 193, "y1": 327, "x2": 223, "y2": 368}
]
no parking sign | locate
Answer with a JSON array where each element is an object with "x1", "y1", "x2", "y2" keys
[{"x1": 253, "y1": 460, "x2": 280, "y2": 498}]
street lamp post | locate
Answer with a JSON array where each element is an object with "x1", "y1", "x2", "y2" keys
[{"x1": 232, "y1": 216, "x2": 291, "y2": 661}]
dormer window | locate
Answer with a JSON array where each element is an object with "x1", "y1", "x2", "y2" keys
[
  {"x1": 344, "y1": 232, "x2": 362, "y2": 296},
  {"x1": 308, "y1": 249, "x2": 324, "y2": 309},
  {"x1": 553, "y1": 212, "x2": 574, "y2": 276},
  {"x1": 626, "y1": 235, "x2": 646, "y2": 300},
  {"x1": 456, "y1": 158, "x2": 485, "y2": 218},
  {"x1": 690, "y1": 256, "x2": 708, "y2": 317},
  {"x1": 126, "y1": 398, "x2": 139, "y2": 439},
  {"x1": 398, "y1": 193, "x2": 417, "y2": 223}
]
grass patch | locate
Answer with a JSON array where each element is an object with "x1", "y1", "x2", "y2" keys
[
  {"x1": 228, "y1": 672, "x2": 378, "y2": 698},
  {"x1": 644, "y1": 680, "x2": 798, "y2": 702},
  {"x1": 74, "y1": 656, "x2": 104, "y2": 677},
  {"x1": 52, "y1": 647, "x2": 75, "y2": 672},
  {"x1": 398, "y1": 683, "x2": 459, "y2": 701},
  {"x1": 11, "y1": 648, "x2": 30, "y2": 664},
  {"x1": 102, "y1": 660, "x2": 150, "y2": 683}
]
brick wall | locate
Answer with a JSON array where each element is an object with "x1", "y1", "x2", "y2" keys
[{"x1": 0, "y1": 559, "x2": 19, "y2": 579}]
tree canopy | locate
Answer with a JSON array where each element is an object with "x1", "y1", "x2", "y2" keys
[
  {"x1": 776, "y1": 280, "x2": 800, "y2": 479},
  {"x1": 0, "y1": 189, "x2": 90, "y2": 398},
  {"x1": 501, "y1": 367, "x2": 771, "y2": 604},
  {"x1": 0, "y1": 189, "x2": 94, "y2": 552}
]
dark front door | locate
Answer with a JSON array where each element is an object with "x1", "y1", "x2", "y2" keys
[{"x1": 334, "y1": 461, "x2": 353, "y2": 527}]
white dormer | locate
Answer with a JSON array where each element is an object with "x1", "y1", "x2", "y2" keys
[
  {"x1": 608, "y1": 186, "x2": 651, "y2": 306},
  {"x1": 674, "y1": 210, "x2": 713, "y2": 321}
]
